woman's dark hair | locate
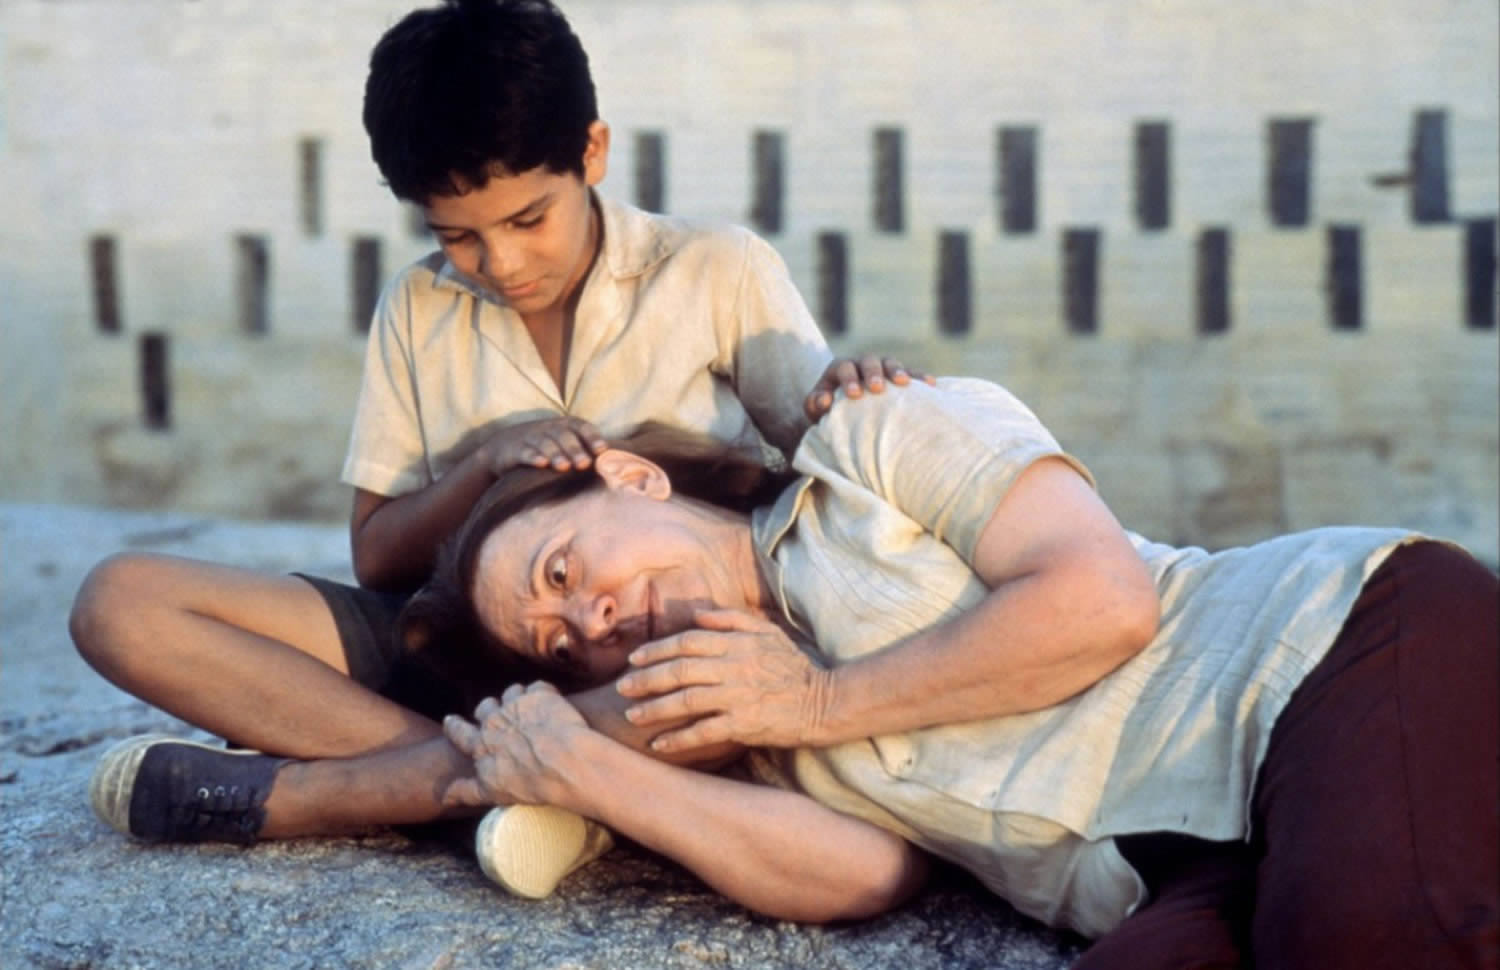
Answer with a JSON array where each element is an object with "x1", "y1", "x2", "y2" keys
[
  {"x1": 363, "y1": 0, "x2": 598, "y2": 202},
  {"x1": 394, "y1": 424, "x2": 798, "y2": 715}
]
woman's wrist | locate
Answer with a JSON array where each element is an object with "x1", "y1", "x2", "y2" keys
[
  {"x1": 799, "y1": 666, "x2": 837, "y2": 747},
  {"x1": 548, "y1": 727, "x2": 632, "y2": 816}
]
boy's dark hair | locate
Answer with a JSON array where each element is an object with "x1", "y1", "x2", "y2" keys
[{"x1": 363, "y1": 0, "x2": 598, "y2": 203}]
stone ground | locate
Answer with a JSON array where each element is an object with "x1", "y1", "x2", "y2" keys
[{"x1": 0, "y1": 502, "x2": 1084, "y2": 970}]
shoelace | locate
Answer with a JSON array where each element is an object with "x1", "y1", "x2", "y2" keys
[{"x1": 167, "y1": 781, "x2": 265, "y2": 841}]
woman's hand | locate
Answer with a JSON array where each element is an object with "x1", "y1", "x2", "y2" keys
[
  {"x1": 616, "y1": 609, "x2": 834, "y2": 753},
  {"x1": 441, "y1": 683, "x2": 593, "y2": 809},
  {"x1": 803, "y1": 354, "x2": 935, "y2": 422}
]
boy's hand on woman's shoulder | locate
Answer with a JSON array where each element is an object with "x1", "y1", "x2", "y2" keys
[
  {"x1": 803, "y1": 354, "x2": 936, "y2": 422},
  {"x1": 482, "y1": 416, "x2": 608, "y2": 476}
]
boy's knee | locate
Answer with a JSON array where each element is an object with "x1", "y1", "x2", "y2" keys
[{"x1": 70, "y1": 552, "x2": 157, "y2": 664}]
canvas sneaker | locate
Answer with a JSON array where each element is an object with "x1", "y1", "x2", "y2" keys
[
  {"x1": 89, "y1": 733, "x2": 286, "y2": 845},
  {"x1": 474, "y1": 804, "x2": 615, "y2": 898}
]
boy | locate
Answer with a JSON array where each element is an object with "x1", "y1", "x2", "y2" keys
[{"x1": 75, "y1": 0, "x2": 917, "y2": 856}]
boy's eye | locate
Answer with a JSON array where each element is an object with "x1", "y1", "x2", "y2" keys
[
  {"x1": 437, "y1": 233, "x2": 472, "y2": 247},
  {"x1": 512, "y1": 214, "x2": 545, "y2": 230}
]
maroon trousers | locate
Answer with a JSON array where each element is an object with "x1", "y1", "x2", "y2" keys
[{"x1": 1075, "y1": 541, "x2": 1500, "y2": 970}]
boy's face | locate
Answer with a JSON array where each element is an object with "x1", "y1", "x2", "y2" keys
[{"x1": 424, "y1": 121, "x2": 610, "y2": 321}]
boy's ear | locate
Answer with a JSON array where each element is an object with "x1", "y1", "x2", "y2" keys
[
  {"x1": 594, "y1": 448, "x2": 670, "y2": 500},
  {"x1": 583, "y1": 120, "x2": 610, "y2": 187}
]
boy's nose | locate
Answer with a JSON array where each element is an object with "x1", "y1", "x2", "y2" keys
[{"x1": 478, "y1": 236, "x2": 522, "y2": 280}]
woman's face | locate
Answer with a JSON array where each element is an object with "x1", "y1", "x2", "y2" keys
[{"x1": 469, "y1": 474, "x2": 748, "y2": 686}]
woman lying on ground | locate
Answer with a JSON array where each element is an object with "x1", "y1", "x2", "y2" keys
[{"x1": 416, "y1": 377, "x2": 1498, "y2": 970}]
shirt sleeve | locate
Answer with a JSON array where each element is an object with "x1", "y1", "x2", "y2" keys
[
  {"x1": 340, "y1": 272, "x2": 431, "y2": 497},
  {"x1": 722, "y1": 230, "x2": 833, "y2": 457},
  {"x1": 792, "y1": 377, "x2": 1096, "y2": 564}
]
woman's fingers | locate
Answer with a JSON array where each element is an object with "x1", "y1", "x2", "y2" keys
[
  {"x1": 617, "y1": 655, "x2": 722, "y2": 699},
  {"x1": 691, "y1": 608, "x2": 779, "y2": 633},
  {"x1": 444, "y1": 713, "x2": 480, "y2": 754},
  {"x1": 623, "y1": 684, "x2": 724, "y2": 727},
  {"x1": 627, "y1": 629, "x2": 728, "y2": 670},
  {"x1": 441, "y1": 776, "x2": 489, "y2": 808},
  {"x1": 646, "y1": 716, "x2": 732, "y2": 755}
]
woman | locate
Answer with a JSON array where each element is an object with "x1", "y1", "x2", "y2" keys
[{"x1": 415, "y1": 377, "x2": 1498, "y2": 969}]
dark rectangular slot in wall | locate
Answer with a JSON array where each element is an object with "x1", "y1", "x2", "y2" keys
[
  {"x1": 1196, "y1": 227, "x2": 1232, "y2": 334},
  {"x1": 299, "y1": 137, "x2": 323, "y2": 237},
  {"x1": 1268, "y1": 119, "x2": 1314, "y2": 227},
  {"x1": 634, "y1": 131, "x2": 666, "y2": 213},
  {"x1": 1135, "y1": 121, "x2": 1171, "y2": 230},
  {"x1": 1063, "y1": 228, "x2": 1100, "y2": 334},
  {"x1": 750, "y1": 130, "x2": 785, "y2": 235},
  {"x1": 140, "y1": 332, "x2": 170, "y2": 430},
  {"x1": 997, "y1": 126, "x2": 1038, "y2": 234},
  {"x1": 1410, "y1": 109, "x2": 1451, "y2": 224},
  {"x1": 236, "y1": 234, "x2": 271, "y2": 335},
  {"x1": 1326, "y1": 225, "x2": 1363, "y2": 331},
  {"x1": 873, "y1": 127, "x2": 905, "y2": 233},
  {"x1": 90, "y1": 234, "x2": 122, "y2": 334},
  {"x1": 1466, "y1": 218, "x2": 1497, "y2": 330},
  {"x1": 936, "y1": 230, "x2": 971, "y2": 335},
  {"x1": 816, "y1": 231, "x2": 849, "y2": 336},
  {"x1": 351, "y1": 236, "x2": 383, "y2": 335}
]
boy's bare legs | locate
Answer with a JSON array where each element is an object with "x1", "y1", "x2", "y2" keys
[{"x1": 70, "y1": 552, "x2": 474, "y2": 837}]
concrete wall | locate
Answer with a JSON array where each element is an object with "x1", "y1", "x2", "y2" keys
[{"x1": 2, "y1": 0, "x2": 1496, "y2": 564}]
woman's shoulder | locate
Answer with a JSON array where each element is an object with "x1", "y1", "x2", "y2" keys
[{"x1": 804, "y1": 377, "x2": 1054, "y2": 456}]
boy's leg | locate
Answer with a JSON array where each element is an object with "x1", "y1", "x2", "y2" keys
[
  {"x1": 71, "y1": 552, "x2": 471, "y2": 837},
  {"x1": 1249, "y1": 541, "x2": 1500, "y2": 969}
]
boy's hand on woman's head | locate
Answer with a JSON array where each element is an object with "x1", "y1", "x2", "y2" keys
[
  {"x1": 803, "y1": 354, "x2": 936, "y2": 422},
  {"x1": 482, "y1": 416, "x2": 608, "y2": 476}
]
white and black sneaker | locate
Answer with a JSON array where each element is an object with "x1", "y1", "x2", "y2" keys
[{"x1": 89, "y1": 734, "x2": 286, "y2": 845}]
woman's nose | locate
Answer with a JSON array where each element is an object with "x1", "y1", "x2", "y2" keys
[{"x1": 569, "y1": 595, "x2": 616, "y2": 641}]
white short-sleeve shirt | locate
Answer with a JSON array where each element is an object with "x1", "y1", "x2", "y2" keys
[
  {"x1": 342, "y1": 193, "x2": 832, "y2": 497},
  {"x1": 749, "y1": 378, "x2": 1413, "y2": 937}
]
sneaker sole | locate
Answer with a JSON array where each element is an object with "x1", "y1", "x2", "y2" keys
[
  {"x1": 474, "y1": 804, "x2": 614, "y2": 899},
  {"x1": 88, "y1": 734, "x2": 265, "y2": 837}
]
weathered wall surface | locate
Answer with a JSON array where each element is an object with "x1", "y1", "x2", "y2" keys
[{"x1": 1, "y1": 0, "x2": 1496, "y2": 563}]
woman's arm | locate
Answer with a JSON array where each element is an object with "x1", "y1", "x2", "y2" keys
[
  {"x1": 445, "y1": 685, "x2": 928, "y2": 923},
  {"x1": 620, "y1": 456, "x2": 1160, "y2": 752}
]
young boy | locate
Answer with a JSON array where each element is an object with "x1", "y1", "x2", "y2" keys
[{"x1": 75, "y1": 0, "x2": 917, "y2": 858}]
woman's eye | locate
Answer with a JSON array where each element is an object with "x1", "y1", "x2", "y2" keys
[{"x1": 546, "y1": 553, "x2": 569, "y2": 589}]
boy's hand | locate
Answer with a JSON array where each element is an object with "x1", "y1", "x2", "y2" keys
[
  {"x1": 803, "y1": 354, "x2": 935, "y2": 422},
  {"x1": 483, "y1": 416, "x2": 608, "y2": 475}
]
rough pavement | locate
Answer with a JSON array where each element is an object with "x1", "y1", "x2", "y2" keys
[{"x1": 0, "y1": 503, "x2": 1084, "y2": 970}]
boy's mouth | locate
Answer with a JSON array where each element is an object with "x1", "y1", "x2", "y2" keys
[{"x1": 500, "y1": 279, "x2": 540, "y2": 300}]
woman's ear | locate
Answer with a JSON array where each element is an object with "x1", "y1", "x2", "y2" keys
[{"x1": 593, "y1": 449, "x2": 670, "y2": 500}]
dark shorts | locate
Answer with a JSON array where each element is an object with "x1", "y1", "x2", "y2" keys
[
  {"x1": 1084, "y1": 540, "x2": 1500, "y2": 969},
  {"x1": 293, "y1": 573, "x2": 466, "y2": 721}
]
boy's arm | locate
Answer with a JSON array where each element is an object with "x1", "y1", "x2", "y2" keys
[
  {"x1": 726, "y1": 233, "x2": 931, "y2": 449},
  {"x1": 725, "y1": 234, "x2": 833, "y2": 455},
  {"x1": 351, "y1": 417, "x2": 606, "y2": 591}
]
